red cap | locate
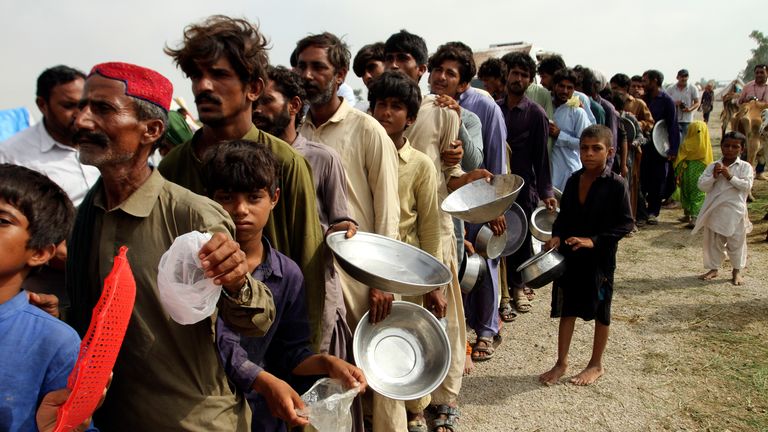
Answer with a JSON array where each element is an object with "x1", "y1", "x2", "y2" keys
[{"x1": 89, "y1": 62, "x2": 173, "y2": 111}]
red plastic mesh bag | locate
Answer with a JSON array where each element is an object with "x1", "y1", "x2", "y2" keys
[{"x1": 54, "y1": 246, "x2": 136, "y2": 432}]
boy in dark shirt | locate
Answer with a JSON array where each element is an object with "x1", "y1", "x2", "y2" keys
[
  {"x1": 539, "y1": 125, "x2": 633, "y2": 386},
  {"x1": 205, "y1": 141, "x2": 365, "y2": 431}
]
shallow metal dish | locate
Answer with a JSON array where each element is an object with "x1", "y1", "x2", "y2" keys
[
  {"x1": 501, "y1": 202, "x2": 528, "y2": 257},
  {"x1": 530, "y1": 206, "x2": 559, "y2": 242},
  {"x1": 652, "y1": 119, "x2": 670, "y2": 157},
  {"x1": 459, "y1": 252, "x2": 487, "y2": 294},
  {"x1": 441, "y1": 174, "x2": 525, "y2": 224},
  {"x1": 620, "y1": 116, "x2": 637, "y2": 145},
  {"x1": 354, "y1": 301, "x2": 450, "y2": 400},
  {"x1": 326, "y1": 232, "x2": 451, "y2": 296},
  {"x1": 516, "y1": 247, "x2": 566, "y2": 289},
  {"x1": 474, "y1": 224, "x2": 505, "y2": 259}
]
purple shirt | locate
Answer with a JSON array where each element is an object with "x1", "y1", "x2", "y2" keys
[
  {"x1": 645, "y1": 91, "x2": 681, "y2": 155},
  {"x1": 217, "y1": 239, "x2": 313, "y2": 432},
  {"x1": 458, "y1": 87, "x2": 508, "y2": 175},
  {"x1": 498, "y1": 95, "x2": 553, "y2": 211}
]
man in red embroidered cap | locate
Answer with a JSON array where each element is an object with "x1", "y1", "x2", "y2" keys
[
  {"x1": 65, "y1": 61, "x2": 275, "y2": 432},
  {"x1": 159, "y1": 15, "x2": 328, "y2": 353}
]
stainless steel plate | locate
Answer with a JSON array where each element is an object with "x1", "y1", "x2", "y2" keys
[
  {"x1": 501, "y1": 202, "x2": 528, "y2": 256},
  {"x1": 652, "y1": 119, "x2": 670, "y2": 157},
  {"x1": 354, "y1": 301, "x2": 450, "y2": 400},
  {"x1": 326, "y1": 232, "x2": 451, "y2": 296},
  {"x1": 441, "y1": 174, "x2": 525, "y2": 224}
]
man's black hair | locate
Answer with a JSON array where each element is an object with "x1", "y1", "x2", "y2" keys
[
  {"x1": 610, "y1": 73, "x2": 631, "y2": 90},
  {"x1": 368, "y1": 70, "x2": 422, "y2": 119},
  {"x1": 478, "y1": 58, "x2": 507, "y2": 83},
  {"x1": 353, "y1": 42, "x2": 385, "y2": 77},
  {"x1": 384, "y1": 30, "x2": 428, "y2": 65},
  {"x1": 537, "y1": 54, "x2": 566, "y2": 76},
  {"x1": 266, "y1": 65, "x2": 306, "y2": 128},
  {"x1": 755, "y1": 64, "x2": 768, "y2": 72},
  {"x1": 553, "y1": 68, "x2": 579, "y2": 86},
  {"x1": 0, "y1": 164, "x2": 74, "y2": 250},
  {"x1": 36, "y1": 65, "x2": 86, "y2": 102},
  {"x1": 296, "y1": 32, "x2": 351, "y2": 71},
  {"x1": 500, "y1": 52, "x2": 537, "y2": 78},
  {"x1": 722, "y1": 131, "x2": 747, "y2": 147},
  {"x1": 643, "y1": 70, "x2": 664, "y2": 87},
  {"x1": 202, "y1": 140, "x2": 278, "y2": 196},
  {"x1": 630, "y1": 75, "x2": 643, "y2": 83},
  {"x1": 428, "y1": 46, "x2": 476, "y2": 84}
]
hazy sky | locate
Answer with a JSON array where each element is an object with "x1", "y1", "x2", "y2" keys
[{"x1": 1, "y1": 0, "x2": 765, "y2": 119}]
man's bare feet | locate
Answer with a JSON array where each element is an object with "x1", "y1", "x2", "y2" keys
[
  {"x1": 698, "y1": 269, "x2": 718, "y2": 281},
  {"x1": 464, "y1": 353, "x2": 474, "y2": 376},
  {"x1": 539, "y1": 363, "x2": 567, "y2": 386},
  {"x1": 732, "y1": 269, "x2": 744, "y2": 286},
  {"x1": 570, "y1": 365, "x2": 604, "y2": 385}
]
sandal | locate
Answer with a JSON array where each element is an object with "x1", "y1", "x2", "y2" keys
[
  {"x1": 513, "y1": 287, "x2": 532, "y2": 313},
  {"x1": 498, "y1": 301, "x2": 517, "y2": 322},
  {"x1": 471, "y1": 335, "x2": 501, "y2": 362},
  {"x1": 430, "y1": 405, "x2": 459, "y2": 432}
]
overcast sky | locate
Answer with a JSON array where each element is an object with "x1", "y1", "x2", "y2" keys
[{"x1": 1, "y1": 0, "x2": 765, "y2": 119}]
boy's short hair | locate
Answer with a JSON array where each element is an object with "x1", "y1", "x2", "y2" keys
[
  {"x1": 352, "y1": 42, "x2": 385, "y2": 78},
  {"x1": 630, "y1": 75, "x2": 643, "y2": 83},
  {"x1": 478, "y1": 58, "x2": 507, "y2": 83},
  {"x1": 722, "y1": 131, "x2": 747, "y2": 147},
  {"x1": 0, "y1": 164, "x2": 74, "y2": 250},
  {"x1": 367, "y1": 70, "x2": 422, "y2": 119},
  {"x1": 428, "y1": 46, "x2": 476, "y2": 84},
  {"x1": 501, "y1": 52, "x2": 537, "y2": 79},
  {"x1": 581, "y1": 124, "x2": 614, "y2": 149},
  {"x1": 296, "y1": 32, "x2": 351, "y2": 72},
  {"x1": 643, "y1": 69, "x2": 664, "y2": 86},
  {"x1": 202, "y1": 140, "x2": 278, "y2": 196},
  {"x1": 384, "y1": 30, "x2": 428, "y2": 65},
  {"x1": 610, "y1": 73, "x2": 631, "y2": 90},
  {"x1": 537, "y1": 54, "x2": 566, "y2": 76}
]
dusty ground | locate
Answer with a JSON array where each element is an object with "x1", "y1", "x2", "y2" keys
[{"x1": 458, "y1": 105, "x2": 768, "y2": 432}]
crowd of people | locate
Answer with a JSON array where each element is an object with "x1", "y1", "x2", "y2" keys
[{"x1": 0, "y1": 14, "x2": 765, "y2": 432}]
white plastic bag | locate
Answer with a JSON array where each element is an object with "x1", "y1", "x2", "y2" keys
[
  {"x1": 157, "y1": 231, "x2": 221, "y2": 324},
  {"x1": 296, "y1": 378, "x2": 360, "y2": 432}
]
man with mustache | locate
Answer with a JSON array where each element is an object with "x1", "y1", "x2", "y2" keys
[
  {"x1": 66, "y1": 61, "x2": 275, "y2": 431},
  {"x1": 158, "y1": 16, "x2": 327, "y2": 348}
]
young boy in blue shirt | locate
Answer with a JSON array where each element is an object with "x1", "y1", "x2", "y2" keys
[
  {"x1": 204, "y1": 141, "x2": 366, "y2": 432},
  {"x1": 540, "y1": 125, "x2": 633, "y2": 386},
  {"x1": 0, "y1": 164, "x2": 83, "y2": 431}
]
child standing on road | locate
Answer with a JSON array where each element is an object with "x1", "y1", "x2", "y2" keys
[
  {"x1": 693, "y1": 131, "x2": 753, "y2": 285},
  {"x1": 539, "y1": 125, "x2": 633, "y2": 386}
]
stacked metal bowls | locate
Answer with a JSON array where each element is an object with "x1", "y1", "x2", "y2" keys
[{"x1": 441, "y1": 174, "x2": 525, "y2": 224}]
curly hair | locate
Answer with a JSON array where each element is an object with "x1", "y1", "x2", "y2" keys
[{"x1": 165, "y1": 15, "x2": 269, "y2": 85}]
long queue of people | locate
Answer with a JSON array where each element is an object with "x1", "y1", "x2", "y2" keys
[{"x1": 1, "y1": 14, "x2": 764, "y2": 432}]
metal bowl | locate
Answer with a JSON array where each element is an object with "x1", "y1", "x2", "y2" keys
[
  {"x1": 516, "y1": 247, "x2": 566, "y2": 289},
  {"x1": 441, "y1": 174, "x2": 525, "y2": 224},
  {"x1": 530, "y1": 206, "x2": 559, "y2": 242},
  {"x1": 326, "y1": 232, "x2": 451, "y2": 296},
  {"x1": 501, "y1": 203, "x2": 528, "y2": 257},
  {"x1": 354, "y1": 301, "x2": 450, "y2": 400},
  {"x1": 620, "y1": 116, "x2": 637, "y2": 144},
  {"x1": 459, "y1": 252, "x2": 487, "y2": 294},
  {"x1": 652, "y1": 119, "x2": 670, "y2": 157},
  {"x1": 474, "y1": 224, "x2": 505, "y2": 259}
]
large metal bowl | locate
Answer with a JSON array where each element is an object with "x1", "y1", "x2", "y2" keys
[
  {"x1": 516, "y1": 247, "x2": 566, "y2": 289},
  {"x1": 441, "y1": 174, "x2": 525, "y2": 224},
  {"x1": 326, "y1": 232, "x2": 451, "y2": 296},
  {"x1": 354, "y1": 301, "x2": 450, "y2": 400},
  {"x1": 652, "y1": 119, "x2": 670, "y2": 157},
  {"x1": 530, "y1": 206, "x2": 559, "y2": 242},
  {"x1": 501, "y1": 202, "x2": 528, "y2": 257},
  {"x1": 474, "y1": 224, "x2": 505, "y2": 259}
]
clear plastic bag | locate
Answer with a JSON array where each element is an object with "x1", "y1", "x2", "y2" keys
[
  {"x1": 157, "y1": 231, "x2": 221, "y2": 324},
  {"x1": 296, "y1": 378, "x2": 360, "y2": 432}
]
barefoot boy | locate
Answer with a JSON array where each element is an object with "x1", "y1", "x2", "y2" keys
[
  {"x1": 204, "y1": 141, "x2": 366, "y2": 431},
  {"x1": 540, "y1": 125, "x2": 633, "y2": 386},
  {"x1": 692, "y1": 131, "x2": 754, "y2": 285},
  {"x1": 0, "y1": 164, "x2": 87, "y2": 430}
]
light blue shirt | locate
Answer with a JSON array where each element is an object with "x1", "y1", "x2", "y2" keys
[
  {"x1": 551, "y1": 102, "x2": 591, "y2": 191},
  {"x1": 574, "y1": 90, "x2": 597, "y2": 125}
]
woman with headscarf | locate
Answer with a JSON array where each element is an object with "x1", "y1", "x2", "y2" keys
[{"x1": 675, "y1": 120, "x2": 714, "y2": 227}]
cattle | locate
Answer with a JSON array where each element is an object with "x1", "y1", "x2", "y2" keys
[{"x1": 734, "y1": 100, "x2": 768, "y2": 182}]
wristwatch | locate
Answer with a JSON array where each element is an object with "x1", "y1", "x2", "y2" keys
[{"x1": 222, "y1": 280, "x2": 253, "y2": 305}]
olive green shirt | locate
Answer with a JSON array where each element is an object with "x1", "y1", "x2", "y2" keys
[
  {"x1": 78, "y1": 169, "x2": 275, "y2": 431},
  {"x1": 158, "y1": 126, "x2": 327, "y2": 347}
]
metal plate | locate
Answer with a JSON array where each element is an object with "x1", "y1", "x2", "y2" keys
[
  {"x1": 354, "y1": 302, "x2": 450, "y2": 400},
  {"x1": 652, "y1": 119, "x2": 670, "y2": 157},
  {"x1": 500, "y1": 202, "x2": 528, "y2": 256},
  {"x1": 441, "y1": 174, "x2": 525, "y2": 224},
  {"x1": 620, "y1": 116, "x2": 637, "y2": 145},
  {"x1": 326, "y1": 232, "x2": 451, "y2": 296}
]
